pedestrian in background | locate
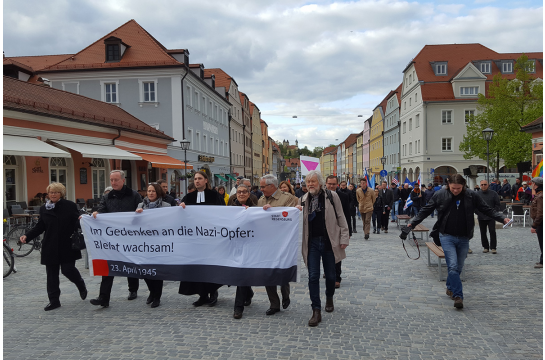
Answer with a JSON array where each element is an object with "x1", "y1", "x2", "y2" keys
[
  {"x1": 511, "y1": 178, "x2": 522, "y2": 199},
  {"x1": 530, "y1": 177, "x2": 543, "y2": 269},
  {"x1": 347, "y1": 184, "x2": 358, "y2": 233},
  {"x1": 21, "y1": 182, "x2": 87, "y2": 311},
  {"x1": 378, "y1": 181, "x2": 393, "y2": 233},
  {"x1": 157, "y1": 179, "x2": 178, "y2": 206},
  {"x1": 298, "y1": 170, "x2": 349, "y2": 327},
  {"x1": 475, "y1": 180, "x2": 501, "y2": 254},
  {"x1": 372, "y1": 188, "x2": 383, "y2": 234},
  {"x1": 409, "y1": 183, "x2": 424, "y2": 217},
  {"x1": 295, "y1": 182, "x2": 308, "y2": 198},
  {"x1": 279, "y1": 180, "x2": 295, "y2": 195},
  {"x1": 356, "y1": 178, "x2": 376, "y2": 240},
  {"x1": 217, "y1": 185, "x2": 229, "y2": 205},
  {"x1": 135, "y1": 183, "x2": 171, "y2": 308},
  {"x1": 399, "y1": 183, "x2": 411, "y2": 215},
  {"x1": 499, "y1": 179, "x2": 511, "y2": 199},
  {"x1": 424, "y1": 183, "x2": 435, "y2": 218},
  {"x1": 390, "y1": 182, "x2": 400, "y2": 223}
]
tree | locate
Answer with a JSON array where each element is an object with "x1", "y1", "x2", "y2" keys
[{"x1": 459, "y1": 54, "x2": 543, "y2": 179}]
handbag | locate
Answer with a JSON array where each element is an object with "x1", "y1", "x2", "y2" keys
[{"x1": 71, "y1": 229, "x2": 86, "y2": 250}]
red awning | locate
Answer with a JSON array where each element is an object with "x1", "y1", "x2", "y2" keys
[{"x1": 134, "y1": 153, "x2": 193, "y2": 170}]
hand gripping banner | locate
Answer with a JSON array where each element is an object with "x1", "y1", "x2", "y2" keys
[{"x1": 80, "y1": 206, "x2": 300, "y2": 286}]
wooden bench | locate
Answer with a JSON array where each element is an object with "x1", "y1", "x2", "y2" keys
[
  {"x1": 412, "y1": 224, "x2": 429, "y2": 244},
  {"x1": 396, "y1": 214, "x2": 411, "y2": 228},
  {"x1": 425, "y1": 242, "x2": 465, "y2": 282}
]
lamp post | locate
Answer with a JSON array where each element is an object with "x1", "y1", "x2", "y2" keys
[
  {"x1": 482, "y1": 128, "x2": 494, "y2": 184},
  {"x1": 180, "y1": 139, "x2": 190, "y2": 196}
]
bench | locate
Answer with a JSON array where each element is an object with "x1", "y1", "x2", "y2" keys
[
  {"x1": 396, "y1": 214, "x2": 411, "y2": 228},
  {"x1": 425, "y1": 242, "x2": 465, "y2": 282},
  {"x1": 412, "y1": 224, "x2": 429, "y2": 244}
]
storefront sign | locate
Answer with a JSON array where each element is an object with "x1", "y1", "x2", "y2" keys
[{"x1": 198, "y1": 155, "x2": 215, "y2": 163}]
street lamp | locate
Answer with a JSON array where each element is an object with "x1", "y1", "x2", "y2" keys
[
  {"x1": 180, "y1": 139, "x2": 190, "y2": 196},
  {"x1": 482, "y1": 128, "x2": 494, "y2": 183}
]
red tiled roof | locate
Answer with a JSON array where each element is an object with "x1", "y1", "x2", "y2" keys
[
  {"x1": 3, "y1": 76, "x2": 173, "y2": 140},
  {"x1": 3, "y1": 58, "x2": 35, "y2": 73},
  {"x1": 39, "y1": 20, "x2": 182, "y2": 71},
  {"x1": 394, "y1": 83, "x2": 402, "y2": 104},
  {"x1": 521, "y1": 116, "x2": 543, "y2": 129},
  {"x1": 249, "y1": 101, "x2": 260, "y2": 114},
  {"x1": 344, "y1": 133, "x2": 359, "y2": 147},
  {"x1": 4, "y1": 54, "x2": 74, "y2": 71},
  {"x1": 204, "y1": 68, "x2": 237, "y2": 89},
  {"x1": 323, "y1": 146, "x2": 336, "y2": 155}
]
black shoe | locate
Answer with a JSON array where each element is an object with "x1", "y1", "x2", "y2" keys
[
  {"x1": 233, "y1": 311, "x2": 243, "y2": 319},
  {"x1": 128, "y1": 291, "x2": 137, "y2": 300},
  {"x1": 146, "y1": 295, "x2": 154, "y2": 305},
  {"x1": 90, "y1": 296, "x2": 109, "y2": 307},
  {"x1": 244, "y1": 291, "x2": 254, "y2": 307},
  {"x1": 193, "y1": 296, "x2": 209, "y2": 307},
  {"x1": 373, "y1": 229, "x2": 376, "y2": 233},
  {"x1": 266, "y1": 308, "x2": 280, "y2": 315},
  {"x1": 364, "y1": 234, "x2": 369, "y2": 240},
  {"x1": 353, "y1": 229, "x2": 357, "y2": 233},
  {"x1": 384, "y1": 229, "x2": 388, "y2": 233},
  {"x1": 208, "y1": 290, "x2": 218, "y2": 307},
  {"x1": 150, "y1": 299, "x2": 161, "y2": 308},
  {"x1": 377, "y1": 230, "x2": 380, "y2": 234},
  {"x1": 79, "y1": 287, "x2": 88, "y2": 300},
  {"x1": 282, "y1": 298, "x2": 290, "y2": 309},
  {"x1": 44, "y1": 302, "x2": 61, "y2": 311}
]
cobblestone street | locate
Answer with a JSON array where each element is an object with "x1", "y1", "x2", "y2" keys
[{"x1": 4, "y1": 217, "x2": 543, "y2": 360}]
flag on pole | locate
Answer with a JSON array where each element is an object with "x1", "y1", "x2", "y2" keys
[
  {"x1": 392, "y1": 176, "x2": 399, "y2": 186},
  {"x1": 417, "y1": 173, "x2": 421, "y2": 187},
  {"x1": 404, "y1": 177, "x2": 411, "y2": 184},
  {"x1": 347, "y1": 179, "x2": 350, "y2": 187},
  {"x1": 403, "y1": 197, "x2": 413, "y2": 210},
  {"x1": 369, "y1": 174, "x2": 376, "y2": 189}
]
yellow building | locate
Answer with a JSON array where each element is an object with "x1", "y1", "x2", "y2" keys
[
  {"x1": 321, "y1": 146, "x2": 336, "y2": 177},
  {"x1": 369, "y1": 95, "x2": 390, "y2": 176},
  {"x1": 356, "y1": 131, "x2": 363, "y2": 180}
]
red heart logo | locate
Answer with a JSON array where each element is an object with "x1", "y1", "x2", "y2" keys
[{"x1": 282, "y1": 211, "x2": 288, "y2": 217}]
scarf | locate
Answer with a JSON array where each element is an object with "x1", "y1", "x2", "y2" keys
[
  {"x1": 45, "y1": 200, "x2": 56, "y2": 210},
  {"x1": 309, "y1": 189, "x2": 322, "y2": 214},
  {"x1": 142, "y1": 197, "x2": 163, "y2": 209},
  {"x1": 413, "y1": 188, "x2": 421, "y2": 194}
]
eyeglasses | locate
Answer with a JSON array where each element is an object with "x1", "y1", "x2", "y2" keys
[
  {"x1": 237, "y1": 191, "x2": 249, "y2": 194},
  {"x1": 48, "y1": 191, "x2": 61, "y2": 195},
  {"x1": 480, "y1": 184, "x2": 488, "y2": 186},
  {"x1": 259, "y1": 184, "x2": 271, "y2": 189}
]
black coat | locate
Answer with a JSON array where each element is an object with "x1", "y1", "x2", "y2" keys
[
  {"x1": 97, "y1": 185, "x2": 142, "y2": 213},
  {"x1": 163, "y1": 194, "x2": 178, "y2": 207},
  {"x1": 336, "y1": 189, "x2": 352, "y2": 236},
  {"x1": 184, "y1": 189, "x2": 225, "y2": 206},
  {"x1": 410, "y1": 190, "x2": 424, "y2": 208},
  {"x1": 399, "y1": 188, "x2": 411, "y2": 202},
  {"x1": 25, "y1": 199, "x2": 82, "y2": 266},
  {"x1": 379, "y1": 188, "x2": 394, "y2": 209}
]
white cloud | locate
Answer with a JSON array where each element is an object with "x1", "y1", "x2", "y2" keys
[{"x1": 3, "y1": 0, "x2": 543, "y2": 149}]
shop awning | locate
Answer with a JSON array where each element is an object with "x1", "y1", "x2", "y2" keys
[
  {"x1": 3, "y1": 135, "x2": 71, "y2": 158},
  {"x1": 50, "y1": 140, "x2": 142, "y2": 160},
  {"x1": 226, "y1": 174, "x2": 238, "y2": 181},
  {"x1": 135, "y1": 153, "x2": 193, "y2": 170},
  {"x1": 215, "y1": 174, "x2": 228, "y2": 182}
]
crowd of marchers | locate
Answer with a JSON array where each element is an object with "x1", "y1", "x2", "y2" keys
[{"x1": 18, "y1": 169, "x2": 542, "y2": 326}]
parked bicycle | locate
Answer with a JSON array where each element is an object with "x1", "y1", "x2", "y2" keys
[
  {"x1": 3, "y1": 238, "x2": 16, "y2": 278},
  {"x1": 5, "y1": 215, "x2": 42, "y2": 257}
]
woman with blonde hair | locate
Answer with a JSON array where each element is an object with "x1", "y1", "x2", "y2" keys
[
  {"x1": 279, "y1": 181, "x2": 295, "y2": 196},
  {"x1": 20, "y1": 183, "x2": 87, "y2": 311}
]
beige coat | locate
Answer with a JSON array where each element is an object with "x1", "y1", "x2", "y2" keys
[
  {"x1": 257, "y1": 189, "x2": 299, "y2": 207},
  {"x1": 356, "y1": 187, "x2": 376, "y2": 214},
  {"x1": 299, "y1": 191, "x2": 349, "y2": 266}
]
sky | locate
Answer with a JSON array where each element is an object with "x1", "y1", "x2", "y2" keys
[{"x1": 3, "y1": 0, "x2": 543, "y2": 150}]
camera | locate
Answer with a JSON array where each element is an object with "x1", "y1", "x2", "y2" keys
[{"x1": 399, "y1": 226, "x2": 411, "y2": 240}]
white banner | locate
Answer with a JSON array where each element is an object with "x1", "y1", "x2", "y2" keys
[
  {"x1": 300, "y1": 156, "x2": 321, "y2": 176},
  {"x1": 80, "y1": 206, "x2": 300, "y2": 286}
]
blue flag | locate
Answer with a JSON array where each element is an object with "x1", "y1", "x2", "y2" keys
[
  {"x1": 404, "y1": 177, "x2": 411, "y2": 184},
  {"x1": 369, "y1": 174, "x2": 376, "y2": 189}
]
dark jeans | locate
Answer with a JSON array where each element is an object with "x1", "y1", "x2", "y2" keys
[
  {"x1": 234, "y1": 286, "x2": 253, "y2": 312},
  {"x1": 478, "y1": 219, "x2": 497, "y2": 250},
  {"x1": 45, "y1": 261, "x2": 85, "y2": 304},
  {"x1": 381, "y1": 209, "x2": 390, "y2": 230},
  {"x1": 308, "y1": 236, "x2": 336, "y2": 310},
  {"x1": 538, "y1": 225, "x2": 543, "y2": 265},
  {"x1": 99, "y1": 276, "x2": 140, "y2": 301},
  {"x1": 335, "y1": 261, "x2": 342, "y2": 283},
  {"x1": 144, "y1": 279, "x2": 163, "y2": 300},
  {"x1": 372, "y1": 210, "x2": 382, "y2": 230}
]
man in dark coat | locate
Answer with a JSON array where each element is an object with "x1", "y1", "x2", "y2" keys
[
  {"x1": 340, "y1": 181, "x2": 357, "y2": 233},
  {"x1": 157, "y1": 179, "x2": 178, "y2": 206},
  {"x1": 409, "y1": 183, "x2": 424, "y2": 217},
  {"x1": 378, "y1": 181, "x2": 393, "y2": 233},
  {"x1": 399, "y1": 183, "x2": 411, "y2": 215},
  {"x1": 424, "y1": 183, "x2": 436, "y2": 218},
  {"x1": 295, "y1": 182, "x2": 308, "y2": 198},
  {"x1": 390, "y1": 182, "x2": 400, "y2": 223},
  {"x1": 499, "y1": 179, "x2": 511, "y2": 199},
  {"x1": 475, "y1": 180, "x2": 501, "y2": 254},
  {"x1": 511, "y1": 178, "x2": 522, "y2": 199},
  {"x1": 90, "y1": 170, "x2": 143, "y2": 307},
  {"x1": 326, "y1": 176, "x2": 351, "y2": 289}
]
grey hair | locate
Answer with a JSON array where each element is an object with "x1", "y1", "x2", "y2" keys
[
  {"x1": 241, "y1": 178, "x2": 251, "y2": 184},
  {"x1": 260, "y1": 174, "x2": 278, "y2": 188},
  {"x1": 306, "y1": 170, "x2": 325, "y2": 187},
  {"x1": 237, "y1": 183, "x2": 250, "y2": 191},
  {"x1": 110, "y1": 170, "x2": 126, "y2": 180}
]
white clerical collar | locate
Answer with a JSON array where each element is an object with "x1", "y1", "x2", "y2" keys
[{"x1": 197, "y1": 191, "x2": 205, "y2": 204}]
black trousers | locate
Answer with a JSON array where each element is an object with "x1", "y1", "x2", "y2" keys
[
  {"x1": 372, "y1": 210, "x2": 382, "y2": 230},
  {"x1": 381, "y1": 209, "x2": 390, "y2": 230},
  {"x1": 350, "y1": 215, "x2": 356, "y2": 231},
  {"x1": 538, "y1": 225, "x2": 543, "y2": 264},
  {"x1": 265, "y1": 285, "x2": 290, "y2": 310},
  {"x1": 144, "y1": 279, "x2": 163, "y2": 300},
  {"x1": 99, "y1": 276, "x2": 140, "y2": 301},
  {"x1": 234, "y1": 286, "x2": 253, "y2": 312},
  {"x1": 478, "y1": 219, "x2": 497, "y2": 250},
  {"x1": 335, "y1": 261, "x2": 342, "y2": 283},
  {"x1": 45, "y1": 261, "x2": 85, "y2": 304}
]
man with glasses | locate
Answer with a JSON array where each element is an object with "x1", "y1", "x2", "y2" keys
[
  {"x1": 475, "y1": 180, "x2": 501, "y2": 254},
  {"x1": 258, "y1": 174, "x2": 298, "y2": 316}
]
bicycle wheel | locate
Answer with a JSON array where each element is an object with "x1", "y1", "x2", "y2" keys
[
  {"x1": 6, "y1": 226, "x2": 34, "y2": 257},
  {"x1": 3, "y1": 243, "x2": 15, "y2": 278}
]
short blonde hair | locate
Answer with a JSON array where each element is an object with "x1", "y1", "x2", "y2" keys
[{"x1": 46, "y1": 182, "x2": 66, "y2": 198}]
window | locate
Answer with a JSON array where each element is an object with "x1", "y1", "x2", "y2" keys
[
  {"x1": 196, "y1": 132, "x2": 201, "y2": 151},
  {"x1": 409, "y1": 98, "x2": 412, "y2": 106},
  {"x1": 50, "y1": 157, "x2": 68, "y2": 191},
  {"x1": 502, "y1": 62, "x2": 513, "y2": 73},
  {"x1": 415, "y1": 93, "x2": 417, "y2": 102},
  {"x1": 409, "y1": 74, "x2": 412, "y2": 84},
  {"x1": 416, "y1": 114, "x2": 420, "y2": 128},
  {"x1": 409, "y1": 142, "x2": 412, "y2": 155},
  {"x1": 106, "y1": 44, "x2": 120, "y2": 62},
  {"x1": 465, "y1": 110, "x2": 475, "y2": 123},
  {"x1": 460, "y1": 86, "x2": 479, "y2": 96},
  {"x1": 480, "y1": 62, "x2": 491, "y2": 74},
  {"x1": 143, "y1": 82, "x2": 156, "y2": 102},
  {"x1": 216, "y1": 139, "x2": 219, "y2": 155},
  {"x1": 442, "y1": 138, "x2": 452, "y2": 151},
  {"x1": 409, "y1": 118, "x2": 412, "y2": 131},
  {"x1": 105, "y1": 83, "x2": 117, "y2": 103},
  {"x1": 4, "y1": 155, "x2": 18, "y2": 203},
  {"x1": 92, "y1": 158, "x2": 106, "y2": 199},
  {"x1": 525, "y1": 60, "x2": 536, "y2": 73},
  {"x1": 187, "y1": 129, "x2": 193, "y2": 150},
  {"x1": 402, "y1": 122, "x2": 406, "y2": 133},
  {"x1": 442, "y1": 110, "x2": 452, "y2": 124},
  {"x1": 404, "y1": 102, "x2": 406, "y2": 110},
  {"x1": 203, "y1": 135, "x2": 207, "y2": 152},
  {"x1": 436, "y1": 64, "x2": 447, "y2": 75}
]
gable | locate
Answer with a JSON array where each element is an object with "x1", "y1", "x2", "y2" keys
[{"x1": 453, "y1": 62, "x2": 487, "y2": 80}]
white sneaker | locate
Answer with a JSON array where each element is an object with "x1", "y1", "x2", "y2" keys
[{"x1": 483, "y1": 249, "x2": 489, "y2": 253}]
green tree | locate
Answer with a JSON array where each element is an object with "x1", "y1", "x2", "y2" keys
[
  {"x1": 312, "y1": 146, "x2": 324, "y2": 157},
  {"x1": 459, "y1": 54, "x2": 543, "y2": 178}
]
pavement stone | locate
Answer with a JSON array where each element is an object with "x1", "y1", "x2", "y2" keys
[{"x1": 3, "y1": 216, "x2": 542, "y2": 359}]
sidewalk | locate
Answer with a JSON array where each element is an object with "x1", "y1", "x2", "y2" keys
[{"x1": 3, "y1": 217, "x2": 542, "y2": 360}]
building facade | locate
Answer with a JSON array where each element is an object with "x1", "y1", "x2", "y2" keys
[
  {"x1": 250, "y1": 102, "x2": 262, "y2": 183},
  {"x1": 384, "y1": 84, "x2": 402, "y2": 184}
]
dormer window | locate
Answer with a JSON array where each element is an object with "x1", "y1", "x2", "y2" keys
[
  {"x1": 525, "y1": 60, "x2": 536, "y2": 73},
  {"x1": 104, "y1": 36, "x2": 130, "y2": 63},
  {"x1": 502, "y1": 61, "x2": 513, "y2": 73},
  {"x1": 436, "y1": 64, "x2": 447, "y2": 75},
  {"x1": 480, "y1": 62, "x2": 491, "y2": 74}
]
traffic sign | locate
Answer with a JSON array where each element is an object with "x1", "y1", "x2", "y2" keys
[{"x1": 380, "y1": 170, "x2": 387, "y2": 177}]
